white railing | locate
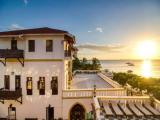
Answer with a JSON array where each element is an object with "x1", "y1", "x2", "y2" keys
[
  {"x1": 98, "y1": 96, "x2": 150, "y2": 103},
  {"x1": 154, "y1": 98, "x2": 160, "y2": 112},
  {"x1": 93, "y1": 97, "x2": 101, "y2": 120},
  {"x1": 73, "y1": 70, "x2": 100, "y2": 76},
  {"x1": 62, "y1": 88, "x2": 126, "y2": 99},
  {"x1": 98, "y1": 73, "x2": 121, "y2": 88}
]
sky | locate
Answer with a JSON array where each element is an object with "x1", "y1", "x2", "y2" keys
[{"x1": 0, "y1": 0, "x2": 160, "y2": 60}]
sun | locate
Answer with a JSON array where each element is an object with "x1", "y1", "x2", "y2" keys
[{"x1": 136, "y1": 40, "x2": 157, "y2": 59}]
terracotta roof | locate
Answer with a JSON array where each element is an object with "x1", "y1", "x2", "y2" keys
[{"x1": 0, "y1": 27, "x2": 68, "y2": 36}]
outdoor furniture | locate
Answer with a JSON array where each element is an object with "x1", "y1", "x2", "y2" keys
[
  {"x1": 118, "y1": 103, "x2": 133, "y2": 116},
  {"x1": 135, "y1": 102, "x2": 152, "y2": 116},
  {"x1": 103, "y1": 102, "x2": 114, "y2": 116},
  {"x1": 128, "y1": 102, "x2": 144, "y2": 117},
  {"x1": 110, "y1": 102, "x2": 124, "y2": 116},
  {"x1": 144, "y1": 103, "x2": 160, "y2": 116}
]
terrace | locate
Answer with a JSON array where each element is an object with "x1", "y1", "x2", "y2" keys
[
  {"x1": 63, "y1": 70, "x2": 160, "y2": 119},
  {"x1": 63, "y1": 71, "x2": 126, "y2": 99},
  {"x1": 71, "y1": 73, "x2": 113, "y2": 89}
]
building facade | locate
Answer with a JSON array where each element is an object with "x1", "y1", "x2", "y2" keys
[
  {"x1": 0, "y1": 27, "x2": 78, "y2": 120},
  {"x1": 1, "y1": 27, "x2": 159, "y2": 120}
]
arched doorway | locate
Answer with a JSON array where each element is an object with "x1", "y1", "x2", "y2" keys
[{"x1": 70, "y1": 104, "x2": 85, "y2": 120}]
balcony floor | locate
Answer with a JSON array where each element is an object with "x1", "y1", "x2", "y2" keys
[{"x1": 71, "y1": 73, "x2": 113, "y2": 89}]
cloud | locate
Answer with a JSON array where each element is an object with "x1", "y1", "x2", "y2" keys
[
  {"x1": 88, "y1": 30, "x2": 92, "y2": 33},
  {"x1": 23, "y1": 0, "x2": 28, "y2": 5},
  {"x1": 8, "y1": 24, "x2": 24, "y2": 30},
  {"x1": 96, "y1": 27, "x2": 103, "y2": 32},
  {"x1": 77, "y1": 43, "x2": 125, "y2": 52}
]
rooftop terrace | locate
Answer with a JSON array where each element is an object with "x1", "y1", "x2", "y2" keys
[{"x1": 71, "y1": 73, "x2": 113, "y2": 89}]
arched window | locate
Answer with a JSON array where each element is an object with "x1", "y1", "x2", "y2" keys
[
  {"x1": 38, "y1": 77, "x2": 45, "y2": 95},
  {"x1": 51, "y1": 76, "x2": 58, "y2": 95},
  {"x1": 26, "y1": 77, "x2": 32, "y2": 95}
]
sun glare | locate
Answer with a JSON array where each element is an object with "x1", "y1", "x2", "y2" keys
[
  {"x1": 136, "y1": 40, "x2": 157, "y2": 59},
  {"x1": 141, "y1": 60, "x2": 152, "y2": 78}
]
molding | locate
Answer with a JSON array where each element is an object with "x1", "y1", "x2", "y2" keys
[
  {"x1": 63, "y1": 88, "x2": 125, "y2": 92},
  {"x1": 63, "y1": 96, "x2": 92, "y2": 99},
  {"x1": 0, "y1": 59, "x2": 63, "y2": 62},
  {"x1": 0, "y1": 33, "x2": 65, "y2": 38}
]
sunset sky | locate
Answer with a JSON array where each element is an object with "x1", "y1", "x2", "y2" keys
[{"x1": 0, "y1": 0, "x2": 160, "y2": 60}]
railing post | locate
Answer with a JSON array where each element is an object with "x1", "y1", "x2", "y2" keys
[{"x1": 93, "y1": 85, "x2": 96, "y2": 97}]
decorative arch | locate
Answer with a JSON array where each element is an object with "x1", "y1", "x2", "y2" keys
[{"x1": 69, "y1": 103, "x2": 86, "y2": 120}]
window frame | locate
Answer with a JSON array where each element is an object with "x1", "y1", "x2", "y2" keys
[
  {"x1": 15, "y1": 75, "x2": 21, "y2": 90},
  {"x1": 26, "y1": 77, "x2": 33, "y2": 95},
  {"x1": 38, "y1": 77, "x2": 45, "y2": 95},
  {"x1": 4, "y1": 75, "x2": 10, "y2": 90},
  {"x1": 51, "y1": 76, "x2": 58, "y2": 95},
  {"x1": 28, "y1": 40, "x2": 35, "y2": 52},
  {"x1": 46, "y1": 40, "x2": 53, "y2": 52},
  {"x1": 11, "y1": 39, "x2": 17, "y2": 50}
]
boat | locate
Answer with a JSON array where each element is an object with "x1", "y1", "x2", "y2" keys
[
  {"x1": 127, "y1": 70, "x2": 133, "y2": 73},
  {"x1": 126, "y1": 62, "x2": 135, "y2": 66}
]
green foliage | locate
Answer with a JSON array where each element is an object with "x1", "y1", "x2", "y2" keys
[
  {"x1": 72, "y1": 57, "x2": 81, "y2": 71},
  {"x1": 72, "y1": 57, "x2": 101, "y2": 71},
  {"x1": 92, "y1": 58, "x2": 101, "y2": 70},
  {"x1": 113, "y1": 72, "x2": 160, "y2": 100}
]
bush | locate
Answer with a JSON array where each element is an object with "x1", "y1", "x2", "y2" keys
[{"x1": 113, "y1": 72, "x2": 160, "y2": 100}]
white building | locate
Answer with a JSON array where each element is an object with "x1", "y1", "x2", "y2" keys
[
  {"x1": 0, "y1": 27, "x2": 77, "y2": 120},
  {"x1": 0, "y1": 27, "x2": 160, "y2": 120}
]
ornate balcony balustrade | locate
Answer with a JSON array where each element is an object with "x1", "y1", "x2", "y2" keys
[
  {"x1": 0, "y1": 49, "x2": 24, "y2": 58},
  {"x1": 0, "y1": 88, "x2": 22, "y2": 104},
  {"x1": 62, "y1": 88, "x2": 126, "y2": 99},
  {"x1": 0, "y1": 49, "x2": 24, "y2": 66}
]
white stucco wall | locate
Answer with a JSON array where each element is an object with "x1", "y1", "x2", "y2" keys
[
  {"x1": 62, "y1": 98, "x2": 93, "y2": 120},
  {"x1": 0, "y1": 35, "x2": 94, "y2": 120},
  {"x1": 0, "y1": 61, "x2": 64, "y2": 119},
  {"x1": 0, "y1": 35, "x2": 65, "y2": 59},
  {"x1": 25, "y1": 35, "x2": 64, "y2": 59}
]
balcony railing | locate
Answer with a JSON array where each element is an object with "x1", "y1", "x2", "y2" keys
[
  {"x1": 0, "y1": 49, "x2": 24, "y2": 58},
  {"x1": 0, "y1": 88, "x2": 22, "y2": 103},
  {"x1": 63, "y1": 88, "x2": 127, "y2": 99},
  {"x1": 64, "y1": 50, "x2": 71, "y2": 57}
]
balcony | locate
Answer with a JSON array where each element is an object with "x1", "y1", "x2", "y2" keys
[
  {"x1": 0, "y1": 49, "x2": 24, "y2": 58},
  {"x1": 0, "y1": 49, "x2": 24, "y2": 66},
  {"x1": 64, "y1": 50, "x2": 71, "y2": 57},
  {"x1": 0, "y1": 88, "x2": 22, "y2": 104}
]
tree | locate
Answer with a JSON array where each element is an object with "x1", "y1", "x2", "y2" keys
[
  {"x1": 72, "y1": 57, "x2": 81, "y2": 71},
  {"x1": 81, "y1": 57, "x2": 88, "y2": 70},
  {"x1": 72, "y1": 57, "x2": 102, "y2": 71},
  {"x1": 113, "y1": 72, "x2": 160, "y2": 100},
  {"x1": 91, "y1": 58, "x2": 101, "y2": 70}
]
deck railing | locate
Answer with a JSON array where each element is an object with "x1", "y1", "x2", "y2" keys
[
  {"x1": 98, "y1": 73, "x2": 121, "y2": 88},
  {"x1": 62, "y1": 88, "x2": 126, "y2": 99},
  {"x1": 154, "y1": 98, "x2": 160, "y2": 112},
  {"x1": 98, "y1": 95, "x2": 150, "y2": 103},
  {"x1": 0, "y1": 49, "x2": 24, "y2": 58}
]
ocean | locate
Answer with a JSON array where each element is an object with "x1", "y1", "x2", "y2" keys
[{"x1": 100, "y1": 60, "x2": 160, "y2": 78}]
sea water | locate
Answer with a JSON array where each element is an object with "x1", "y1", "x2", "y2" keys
[{"x1": 100, "y1": 60, "x2": 160, "y2": 78}]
